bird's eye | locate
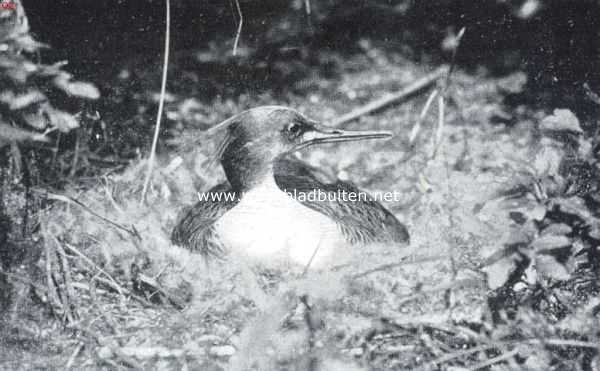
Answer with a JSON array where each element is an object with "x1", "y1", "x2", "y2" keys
[{"x1": 287, "y1": 123, "x2": 301, "y2": 135}]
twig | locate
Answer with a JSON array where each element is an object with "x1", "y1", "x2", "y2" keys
[
  {"x1": 119, "y1": 346, "x2": 187, "y2": 359},
  {"x1": 69, "y1": 129, "x2": 80, "y2": 178},
  {"x1": 62, "y1": 242, "x2": 155, "y2": 307},
  {"x1": 428, "y1": 344, "x2": 495, "y2": 366},
  {"x1": 44, "y1": 239, "x2": 63, "y2": 312},
  {"x1": 232, "y1": 0, "x2": 243, "y2": 56},
  {"x1": 443, "y1": 27, "x2": 466, "y2": 95},
  {"x1": 396, "y1": 277, "x2": 481, "y2": 306},
  {"x1": 0, "y1": 266, "x2": 48, "y2": 294},
  {"x1": 51, "y1": 131, "x2": 61, "y2": 168},
  {"x1": 102, "y1": 177, "x2": 125, "y2": 215},
  {"x1": 468, "y1": 348, "x2": 519, "y2": 371},
  {"x1": 40, "y1": 190, "x2": 140, "y2": 240},
  {"x1": 429, "y1": 27, "x2": 465, "y2": 159},
  {"x1": 352, "y1": 254, "x2": 449, "y2": 279},
  {"x1": 300, "y1": 295, "x2": 319, "y2": 371},
  {"x1": 409, "y1": 88, "x2": 438, "y2": 145},
  {"x1": 65, "y1": 342, "x2": 84, "y2": 371},
  {"x1": 301, "y1": 237, "x2": 323, "y2": 277},
  {"x1": 136, "y1": 272, "x2": 186, "y2": 310},
  {"x1": 62, "y1": 242, "x2": 125, "y2": 297},
  {"x1": 410, "y1": 28, "x2": 465, "y2": 158},
  {"x1": 71, "y1": 325, "x2": 144, "y2": 370},
  {"x1": 327, "y1": 66, "x2": 448, "y2": 128},
  {"x1": 430, "y1": 93, "x2": 446, "y2": 158},
  {"x1": 54, "y1": 237, "x2": 77, "y2": 323},
  {"x1": 541, "y1": 339, "x2": 600, "y2": 349},
  {"x1": 425, "y1": 337, "x2": 600, "y2": 369},
  {"x1": 140, "y1": 0, "x2": 170, "y2": 205},
  {"x1": 94, "y1": 275, "x2": 154, "y2": 307}
]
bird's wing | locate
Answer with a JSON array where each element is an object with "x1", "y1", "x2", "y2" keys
[
  {"x1": 274, "y1": 157, "x2": 409, "y2": 245},
  {"x1": 171, "y1": 183, "x2": 239, "y2": 257}
]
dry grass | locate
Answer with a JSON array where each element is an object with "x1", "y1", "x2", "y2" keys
[{"x1": 4, "y1": 44, "x2": 589, "y2": 370}]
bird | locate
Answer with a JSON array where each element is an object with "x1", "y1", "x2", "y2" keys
[{"x1": 171, "y1": 106, "x2": 409, "y2": 268}]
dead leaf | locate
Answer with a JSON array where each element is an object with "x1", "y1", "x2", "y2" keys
[
  {"x1": 540, "y1": 109, "x2": 583, "y2": 134},
  {"x1": 533, "y1": 143, "x2": 563, "y2": 177},
  {"x1": 53, "y1": 74, "x2": 100, "y2": 99},
  {"x1": 483, "y1": 255, "x2": 518, "y2": 290},
  {"x1": 541, "y1": 223, "x2": 572, "y2": 236},
  {"x1": 8, "y1": 90, "x2": 46, "y2": 110},
  {"x1": 531, "y1": 235, "x2": 571, "y2": 252},
  {"x1": 0, "y1": 122, "x2": 48, "y2": 147},
  {"x1": 497, "y1": 71, "x2": 528, "y2": 94},
  {"x1": 535, "y1": 255, "x2": 570, "y2": 281},
  {"x1": 14, "y1": 34, "x2": 47, "y2": 52},
  {"x1": 45, "y1": 106, "x2": 79, "y2": 132},
  {"x1": 23, "y1": 111, "x2": 47, "y2": 130}
]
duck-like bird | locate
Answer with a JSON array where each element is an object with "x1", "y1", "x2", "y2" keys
[{"x1": 171, "y1": 106, "x2": 409, "y2": 267}]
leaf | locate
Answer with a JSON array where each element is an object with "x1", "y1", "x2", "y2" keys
[
  {"x1": 540, "y1": 109, "x2": 583, "y2": 134},
  {"x1": 553, "y1": 197, "x2": 593, "y2": 221},
  {"x1": 482, "y1": 243, "x2": 523, "y2": 266},
  {"x1": 45, "y1": 106, "x2": 79, "y2": 132},
  {"x1": 535, "y1": 255, "x2": 570, "y2": 281},
  {"x1": 23, "y1": 112, "x2": 47, "y2": 130},
  {"x1": 533, "y1": 141, "x2": 563, "y2": 177},
  {"x1": 53, "y1": 74, "x2": 100, "y2": 99},
  {"x1": 541, "y1": 223, "x2": 572, "y2": 236},
  {"x1": 0, "y1": 122, "x2": 48, "y2": 147},
  {"x1": 588, "y1": 223, "x2": 600, "y2": 240},
  {"x1": 497, "y1": 71, "x2": 528, "y2": 94},
  {"x1": 13, "y1": 34, "x2": 48, "y2": 52},
  {"x1": 483, "y1": 255, "x2": 518, "y2": 289},
  {"x1": 7, "y1": 90, "x2": 46, "y2": 110},
  {"x1": 513, "y1": 203, "x2": 547, "y2": 222},
  {"x1": 531, "y1": 235, "x2": 571, "y2": 252}
]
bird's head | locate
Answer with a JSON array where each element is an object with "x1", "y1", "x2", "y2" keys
[{"x1": 216, "y1": 106, "x2": 392, "y2": 191}]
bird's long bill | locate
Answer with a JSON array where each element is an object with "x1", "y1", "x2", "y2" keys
[{"x1": 296, "y1": 124, "x2": 393, "y2": 149}]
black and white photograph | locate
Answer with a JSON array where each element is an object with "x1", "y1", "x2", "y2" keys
[{"x1": 1, "y1": 0, "x2": 600, "y2": 370}]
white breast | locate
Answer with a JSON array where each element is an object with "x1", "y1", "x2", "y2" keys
[{"x1": 214, "y1": 177, "x2": 347, "y2": 268}]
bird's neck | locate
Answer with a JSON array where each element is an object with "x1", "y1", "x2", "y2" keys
[{"x1": 221, "y1": 148, "x2": 277, "y2": 193}]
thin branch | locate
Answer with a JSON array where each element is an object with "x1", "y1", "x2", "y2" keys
[
  {"x1": 0, "y1": 267, "x2": 48, "y2": 294},
  {"x1": 430, "y1": 93, "x2": 446, "y2": 158},
  {"x1": 428, "y1": 344, "x2": 495, "y2": 366},
  {"x1": 352, "y1": 254, "x2": 449, "y2": 279},
  {"x1": 468, "y1": 348, "x2": 519, "y2": 371},
  {"x1": 396, "y1": 277, "x2": 482, "y2": 306},
  {"x1": 54, "y1": 237, "x2": 77, "y2": 323},
  {"x1": 409, "y1": 88, "x2": 439, "y2": 145},
  {"x1": 301, "y1": 237, "x2": 324, "y2": 277},
  {"x1": 69, "y1": 325, "x2": 144, "y2": 370},
  {"x1": 44, "y1": 240, "x2": 61, "y2": 311},
  {"x1": 62, "y1": 241, "x2": 125, "y2": 298},
  {"x1": 40, "y1": 190, "x2": 139, "y2": 240},
  {"x1": 432, "y1": 28, "x2": 464, "y2": 159},
  {"x1": 135, "y1": 272, "x2": 186, "y2": 310},
  {"x1": 140, "y1": 0, "x2": 170, "y2": 204},
  {"x1": 65, "y1": 342, "x2": 84, "y2": 371},
  {"x1": 424, "y1": 337, "x2": 600, "y2": 369},
  {"x1": 232, "y1": 0, "x2": 243, "y2": 56},
  {"x1": 64, "y1": 242, "x2": 156, "y2": 307},
  {"x1": 327, "y1": 66, "x2": 448, "y2": 128},
  {"x1": 69, "y1": 129, "x2": 80, "y2": 178},
  {"x1": 443, "y1": 27, "x2": 466, "y2": 95}
]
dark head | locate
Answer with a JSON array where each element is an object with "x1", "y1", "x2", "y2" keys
[{"x1": 217, "y1": 106, "x2": 392, "y2": 192}]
